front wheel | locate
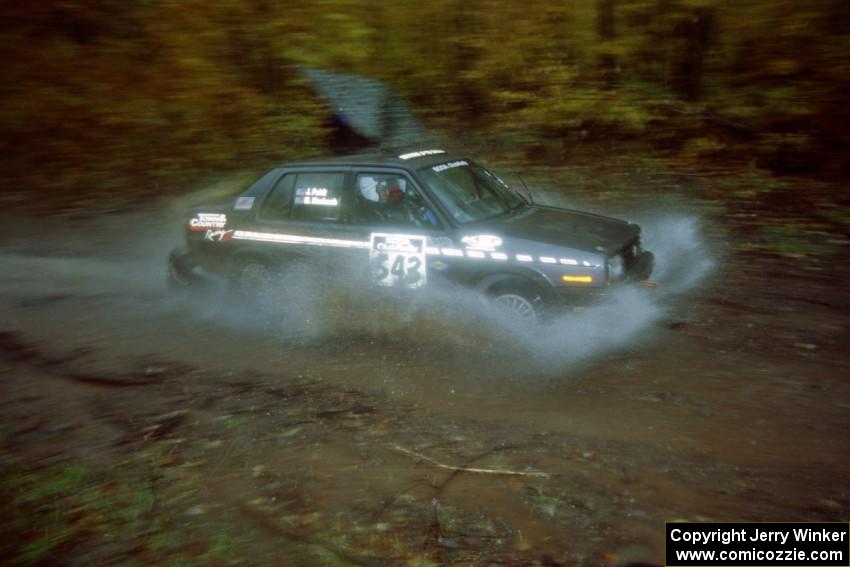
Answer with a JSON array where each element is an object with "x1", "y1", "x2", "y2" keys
[{"x1": 489, "y1": 286, "x2": 541, "y2": 324}]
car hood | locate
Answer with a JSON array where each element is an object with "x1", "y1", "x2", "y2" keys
[{"x1": 467, "y1": 205, "x2": 640, "y2": 256}]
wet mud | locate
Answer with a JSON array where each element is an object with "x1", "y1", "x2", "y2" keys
[{"x1": 0, "y1": 177, "x2": 848, "y2": 565}]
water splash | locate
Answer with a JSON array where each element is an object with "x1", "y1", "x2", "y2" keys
[{"x1": 0, "y1": 191, "x2": 715, "y2": 375}]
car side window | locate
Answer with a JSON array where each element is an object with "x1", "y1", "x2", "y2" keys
[
  {"x1": 259, "y1": 173, "x2": 296, "y2": 220},
  {"x1": 291, "y1": 172, "x2": 345, "y2": 222},
  {"x1": 353, "y1": 173, "x2": 441, "y2": 229}
]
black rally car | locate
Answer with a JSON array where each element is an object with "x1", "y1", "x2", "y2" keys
[{"x1": 168, "y1": 149, "x2": 655, "y2": 321}]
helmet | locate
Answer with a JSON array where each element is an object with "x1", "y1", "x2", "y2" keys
[{"x1": 359, "y1": 177, "x2": 380, "y2": 202}]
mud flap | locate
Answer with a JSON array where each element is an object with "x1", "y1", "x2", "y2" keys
[
  {"x1": 167, "y1": 246, "x2": 200, "y2": 288},
  {"x1": 630, "y1": 251, "x2": 655, "y2": 281}
]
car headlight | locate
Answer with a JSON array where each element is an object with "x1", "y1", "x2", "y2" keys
[{"x1": 607, "y1": 255, "x2": 625, "y2": 281}]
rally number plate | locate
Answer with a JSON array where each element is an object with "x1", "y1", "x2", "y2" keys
[{"x1": 369, "y1": 233, "x2": 427, "y2": 288}]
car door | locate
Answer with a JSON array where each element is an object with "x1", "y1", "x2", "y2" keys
[
  {"x1": 330, "y1": 168, "x2": 451, "y2": 289},
  {"x1": 239, "y1": 167, "x2": 353, "y2": 272}
]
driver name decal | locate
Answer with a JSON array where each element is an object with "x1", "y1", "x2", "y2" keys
[{"x1": 295, "y1": 187, "x2": 338, "y2": 207}]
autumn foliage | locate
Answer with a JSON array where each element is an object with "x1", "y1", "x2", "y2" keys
[{"x1": 1, "y1": 1, "x2": 847, "y2": 205}]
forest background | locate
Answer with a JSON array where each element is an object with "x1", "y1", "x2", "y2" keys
[{"x1": 1, "y1": 0, "x2": 848, "y2": 208}]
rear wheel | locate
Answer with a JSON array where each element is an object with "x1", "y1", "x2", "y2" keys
[{"x1": 232, "y1": 257, "x2": 277, "y2": 307}]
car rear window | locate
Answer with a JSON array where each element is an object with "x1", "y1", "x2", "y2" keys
[{"x1": 259, "y1": 173, "x2": 296, "y2": 220}]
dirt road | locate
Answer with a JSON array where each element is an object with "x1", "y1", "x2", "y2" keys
[{"x1": 1, "y1": 177, "x2": 848, "y2": 565}]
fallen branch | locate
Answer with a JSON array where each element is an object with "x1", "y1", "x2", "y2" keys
[
  {"x1": 388, "y1": 443, "x2": 549, "y2": 478},
  {"x1": 435, "y1": 443, "x2": 522, "y2": 498}
]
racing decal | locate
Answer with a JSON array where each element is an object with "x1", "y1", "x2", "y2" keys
[
  {"x1": 230, "y1": 230, "x2": 589, "y2": 267},
  {"x1": 398, "y1": 149, "x2": 445, "y2": 160},
  {"x1": 369, "y1": 233, "x2": 427, "y2": 288},
  {"x1": 234, "y1": 196, "x2": 255, "y2": 210},
  {"x1": 232, "y1": 230, "x2": 369, "y2": 250},
  {"x1": 205, "y1": 229, "x2": 233, "y2": 242},
  {"x1": 189, "y1": 213, "x2": 227, "y2": 231},
  {"x1": 294, "y1": 187, "x2": 338, "y2": 207},
  {"x1": 432, "y1": 160, "x2": 468, "y2": 173},
  {"x1": 461, "y1": 234, "x2": 503, "y2": 250}
]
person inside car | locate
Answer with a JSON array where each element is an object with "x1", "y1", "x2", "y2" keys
[
  {"x1": 357, "y1": 176, "x2": 403, "y2": 222},
  {"x1": 357, "y1": 175, "x2": 439, "y2": 227}
]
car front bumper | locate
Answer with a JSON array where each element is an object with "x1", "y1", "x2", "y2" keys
[{"x1": 546, "y1": 251, "x2": 656, "y2": 308}]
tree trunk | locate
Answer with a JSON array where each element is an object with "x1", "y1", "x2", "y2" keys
[
  {"x1": 674, "y1": 6, "x2": 715, "y2": 101},
  {"x1": 597, "y1": 0, "x2": 617, "y2": 89}
]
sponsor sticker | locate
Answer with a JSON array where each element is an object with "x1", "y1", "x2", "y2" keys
[
  {"x1": 461, "y1": 234, "x2": 503, "y2": 250},
  {"x1": 204, "y1": 229, "x2": 233, "y2": 242},
  {"x1": 432, "y1": 160, "x2": 468, "y2": 173},
  {"x1": 398, "y1": 149, "x2": 445, "y2": 160},
  {"x1": 234, "y1": 196, "x2": 255, "y2": 210},
  {"x1": 189, "y1": 213, "x2": 227, "y2": 230}
]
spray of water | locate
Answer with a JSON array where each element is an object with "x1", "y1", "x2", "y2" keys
[
  {"x1": 198, "y1": 212, "x2": 715, "y2": 370},
  {"x1": 0, "y1": 186, "x2": 715, "y2": 376}
]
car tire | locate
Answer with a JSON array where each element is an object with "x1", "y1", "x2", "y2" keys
[{"x1": 489, "y1": 283, "x2": 541, "y2": 324}]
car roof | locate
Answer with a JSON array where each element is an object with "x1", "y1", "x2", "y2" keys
[{"x1": 282, "y1": 148, "x2": 467, "y2": 171}]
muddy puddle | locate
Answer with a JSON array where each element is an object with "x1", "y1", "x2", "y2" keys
[{"x1": 1, "y1": 181, "x2": 848, "y2": 565}]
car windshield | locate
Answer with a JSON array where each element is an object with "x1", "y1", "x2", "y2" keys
[{"x1": 417, "y1": 160, "x2": 525, "y2": 223}]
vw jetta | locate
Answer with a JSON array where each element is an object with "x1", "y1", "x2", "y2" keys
[{"x1": 168, "y1": 149, "x2": 655, "y2": 321}]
